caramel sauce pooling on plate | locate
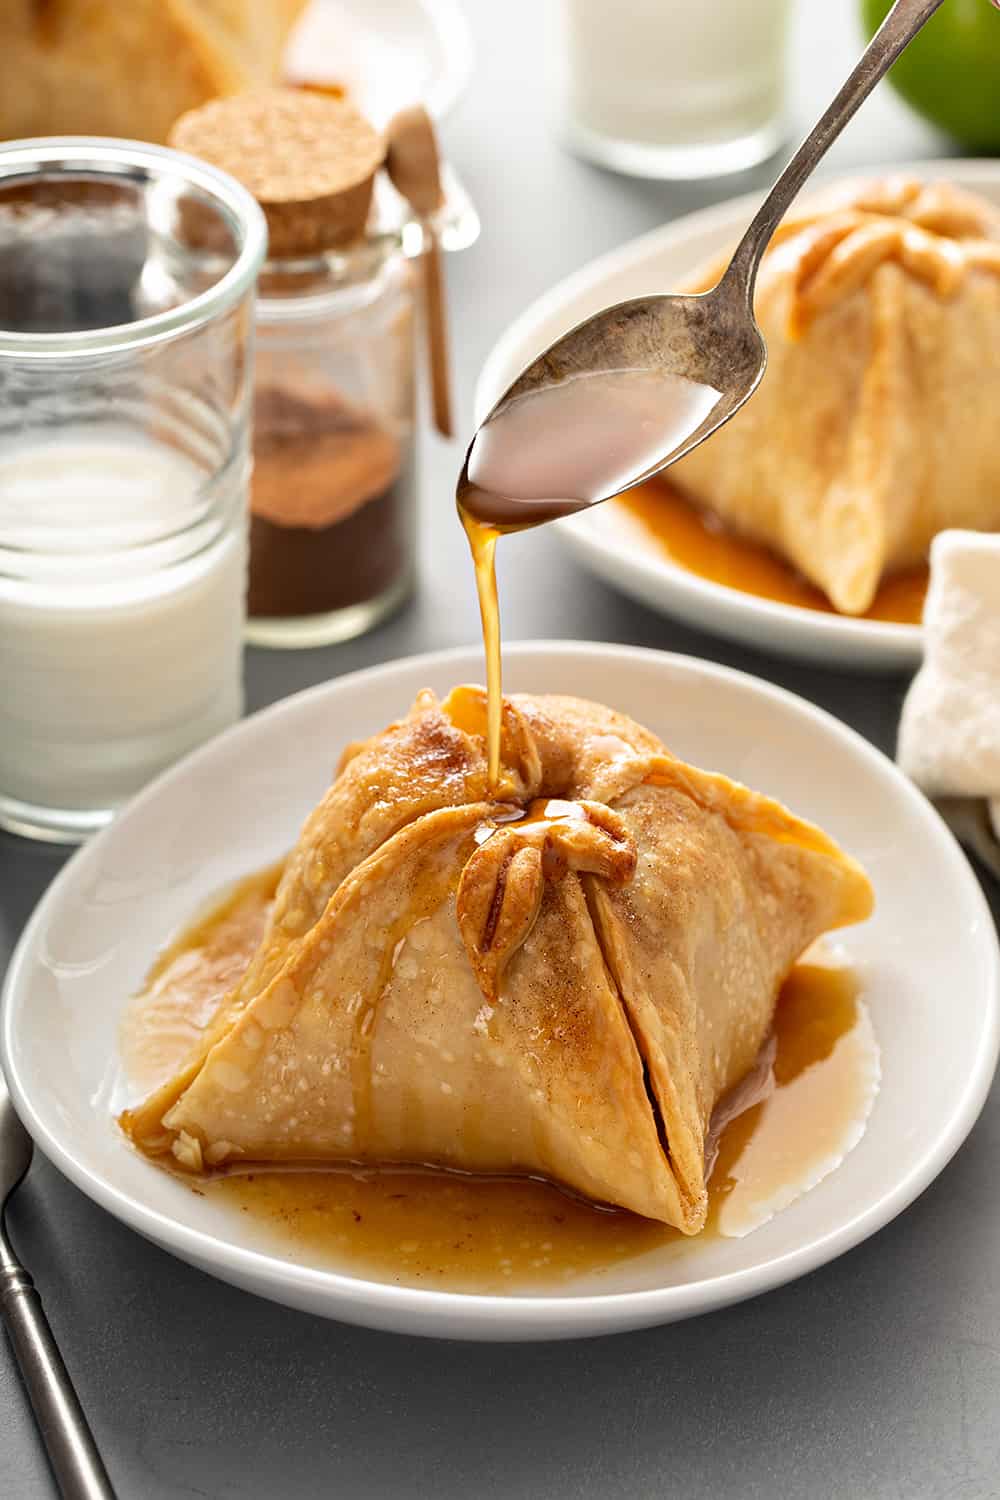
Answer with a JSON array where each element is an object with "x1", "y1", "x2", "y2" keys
[
  {"x1": 119, "y1": 865, "x2": 281, "y2": 1097},
  {"x1": 122, "y1": 874, "x2": 878, "y2": 1293},
  {"x1": 617, "y1": 477, "x2": 928, "y2": 624}
]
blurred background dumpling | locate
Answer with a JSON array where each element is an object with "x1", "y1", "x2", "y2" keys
[
  {"x1": 0, "y1": 0, "x2": 308, "y2": 144},
  {"x1": 670, "y1": 177, "x2": 1000, "y2": 615}
]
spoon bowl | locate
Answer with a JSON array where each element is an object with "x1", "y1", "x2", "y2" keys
[{"x1": 479, "y1": 275, "x2": 768, "y2": 501}]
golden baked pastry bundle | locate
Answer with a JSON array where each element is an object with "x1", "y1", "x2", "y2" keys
[
  {"x1": 123, "y1": 688, "x2": 872, "y2": 1234},
  {"x1": 671, "y1": 176, "x2": 1000, "y2": 614}
]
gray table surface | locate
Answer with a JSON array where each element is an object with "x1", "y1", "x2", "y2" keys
[{"x1": 4, "y1": 4, "x2": 1000, "y2": 1498}]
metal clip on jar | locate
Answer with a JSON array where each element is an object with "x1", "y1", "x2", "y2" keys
[{"x1": 172, "y1": 90, "x2": 417, "y2": 649}]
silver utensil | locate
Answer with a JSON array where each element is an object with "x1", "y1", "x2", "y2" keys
[
  {"x1": 935, "y1": 798, "x2": 1000, "y2": 883},
  {"x1": 478, "y1": 0, "x2": 946, "y2": 499},
  {"x1": 0, "y1": 1078, "x2": 116, "y2": 1499}
]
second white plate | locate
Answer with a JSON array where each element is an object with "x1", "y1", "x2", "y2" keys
[{"x1": 475, "y1": 161, "x2": 1000, "y2": 669}]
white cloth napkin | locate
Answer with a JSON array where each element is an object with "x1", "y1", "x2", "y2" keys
[{"x1": 897, "y1": 530, "x2": 1000, "y2": 858}]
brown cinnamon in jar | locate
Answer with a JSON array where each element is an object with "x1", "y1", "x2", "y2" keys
[
  {"x1": 248, "y1": 380, "x2": 412, "y2": 620},
  {"x1": 170, "y1": 89, "x2": 417, "y2": 647}
]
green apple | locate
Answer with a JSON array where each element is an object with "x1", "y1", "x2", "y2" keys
[{"x1": 861, "y1": 0, "x2": 1000, "y2": 148}]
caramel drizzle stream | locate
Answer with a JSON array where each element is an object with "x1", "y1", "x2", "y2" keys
[{"x1": 460, "y1": 508, "x2": 503, "y2": 791}]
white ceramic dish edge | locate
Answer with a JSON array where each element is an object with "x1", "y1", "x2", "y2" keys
[{"x1": 3, "y1": 643, "x2": 998, "y2": 1340}]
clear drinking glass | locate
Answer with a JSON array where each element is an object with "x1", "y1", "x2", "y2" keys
[
  {"x1": 0, "y1": 139, "x2": 266, "y2": 843},
  {"x1": 560, "y1": 0, "x2": 793, "y2": 179}
]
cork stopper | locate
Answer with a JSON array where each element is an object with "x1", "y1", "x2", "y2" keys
[{"x1": 169, "y1": 88, "x2": 384, "y2": 257}]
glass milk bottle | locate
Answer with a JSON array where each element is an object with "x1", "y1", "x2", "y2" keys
[
  {"x1": 560, "y1": 0, "x2": 793, "y2": 179},
  {"x1": 0, "y1": 139, "x2": 266, "y2": 841}
]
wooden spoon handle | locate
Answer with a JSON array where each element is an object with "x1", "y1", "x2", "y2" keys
[{"x1": 422, "y1": 229, "x2": 453, "y2": 439}]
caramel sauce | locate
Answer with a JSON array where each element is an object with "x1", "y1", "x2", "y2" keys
[
  {"x1": 125, "y1": 878, "x2": 879, "y2": 1292},
  {"x1": 457, "y1": 489, "x2": 604, "y2": 790},
  {"x1": 32, "y1": 0, "x2": 62, "y2": 48},
  {"x1": 708, "y1": 959, "x2": 879, "y2": 1239},
  {"x1": 291, "y1": 80, "x2": 348, "y2": 102},
  {"x1": 458, "y1": 370, "x2": 721, "y2": 788},
  {"x1": 460, "y1": 508, "x2": 503, "y2": 789},
  {"x1": 515, "y1": 797, "x2": 588, "y2": 829},
  {"x1": 207, "y1": 1166, "x2": 671, "y2": 1292},
  {"x1": 617, "y1": 477, "x2": 928, "y2": 624},
  {"x1": 119, "y1": 864, "x2": 282, "y2": 1098}
]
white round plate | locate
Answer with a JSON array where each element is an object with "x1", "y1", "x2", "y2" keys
[
  {"x1": 285, "y1": 0, "x2": 474, "y2": 125},
  {"x1": 476, "y1": 162, "x2": 1000, "y2": 670},
  {"x1": 3, "y1": 644, "x2": 997, "y2": 1341}
]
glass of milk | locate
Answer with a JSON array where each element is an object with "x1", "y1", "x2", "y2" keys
[
  {"x1": 0, "y1": 139, "x2": 267, "y2": 842},
  {"x1": 560, "y1": 0, "x2": 793, "y2": 179}
]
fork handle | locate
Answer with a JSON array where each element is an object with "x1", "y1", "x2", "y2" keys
[{"x1": 1, "y1": 1258, "x2": 116, "y2": 1499}]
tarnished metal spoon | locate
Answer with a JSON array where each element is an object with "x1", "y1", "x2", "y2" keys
[
  {"x1": 0, "y1": 1078, "x2": 116, "y2": 1499},
  {"x1": 464, "y1": 0, "x2": 947, "y2": 519}
]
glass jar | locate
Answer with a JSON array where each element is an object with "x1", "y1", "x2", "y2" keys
[
  {"x1": 246, "y1": 235, "x2": 417, "y2": 648},
  {"x1": 560, "y1": 0, "x2": 792, "y2": 180},
  {"x1": 0, "y1": 138, "x2": 266, "y2": 843}
]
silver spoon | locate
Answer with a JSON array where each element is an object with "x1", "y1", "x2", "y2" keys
[
  {"x1": 465, "y1": 0, "x2": 947, "y2": 517},
  {"x1": 0, "y1": 1078, "x2": 117, "y2": 1499}
]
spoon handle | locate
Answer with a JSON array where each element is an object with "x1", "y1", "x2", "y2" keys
[
  {"x1": 723, "y1": 0, "x2": 947, "y2": 297},
  {"x1": 423, "y1": 229, "x2": 454, "y2": 438},
  {"x1": 1, "y1": 1249, "x2": 116, "y2": 1499}
]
